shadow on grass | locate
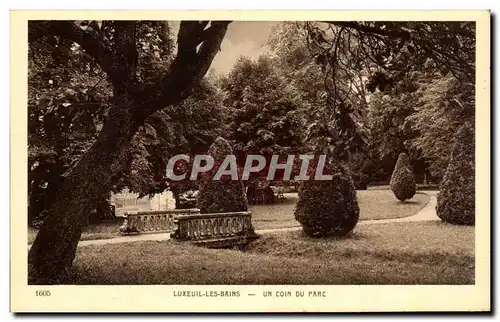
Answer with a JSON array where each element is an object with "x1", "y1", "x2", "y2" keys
[
  {"x1": 396, "y1": 200, "x2": 421, "y2": 204},
  {"x1": 293, "y1": 229, "x2": 365, "y2": 241}
]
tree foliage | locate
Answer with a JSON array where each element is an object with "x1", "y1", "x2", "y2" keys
[
  {"x1": 28, "y1": 21, "x2": 190, "y2": 222},
  {"x1": 436, "y1": 124, "x2": 475, "y2": 225},
  {"x1": 221, "y1": 56, "x2": 306, "y2": 157},
  {"x1": 390, "y1": 153, "x2": 416, "y2": 201},
  {"x1": 115, "y1": 79, "x2": 225, "y2": 197},
  {"x1": 406, "y1": 72, "x2": 475, "y2": 180},
  {"x1": 197, "y1": 137, "x2": 249, "y2": 213},
  {"x1": 365, "y1": 75, "x2": 419, "y2": 178},
  {"x1": 304, "y1": 21, "x2": 475, "y2": 167},
  {"x1": 268, "y1": 22, "x2": 368, "y2": 159},
  {"x1": 28, "y1": 33, "x2": 113, "y2": 224},
  {"x1": 266, "y1": 21, "x2": 475, "y2": 189}
]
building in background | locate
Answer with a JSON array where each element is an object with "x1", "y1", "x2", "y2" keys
[{"x1": 110, "y1": 189, "x2": 176, "y2": 217}]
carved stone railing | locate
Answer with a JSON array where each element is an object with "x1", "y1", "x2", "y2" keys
[
  {"x1": 171, "y1": 211, "x2": 259, "y2": 248},
  {"x1": 119, "y1": 209, "x2": 200, "y2": 235}
]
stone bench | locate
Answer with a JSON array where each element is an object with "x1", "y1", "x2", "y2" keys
[
  {"x1": 119, "y1": 209, "x2": 200, "y2": 235},
  {"x1": 171, "y1": 211, "x2": 259, "y2": 248}
]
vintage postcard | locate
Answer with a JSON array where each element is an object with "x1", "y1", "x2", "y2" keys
[{"x1": 10, "y1": 10, "x2": 490, "y2": 312}]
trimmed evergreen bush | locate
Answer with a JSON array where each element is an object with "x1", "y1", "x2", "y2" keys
[
  {"x1": 294, "y1": 161, "x2": 359, "y2": 237},
  {"x1": 197, "y1": 137, "x2": 248, "y2": 213},
  {"x1": 345, "y1": 152, "x2": 373, "y2": 190},
  {"x1": 390, "y1": 153, "x2": 416, "y2": 201},
  {"x1": 436, "y1": 125, "x2": 475, "y2": 225},
  {"x1": 246, "y1": 180, "x2": 276, "y2": 204}
]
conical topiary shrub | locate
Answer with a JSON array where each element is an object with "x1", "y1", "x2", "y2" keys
[
  {"x1": 197, "y1": 137, "x2": 248, "y2": 213},
  {"x1": 390, "y1": 153, "x2": 416, "y2": 201},
  {"x1": 436, "y1": 124, "x2": 475, "y2": 225},
  {"x1": 294, "y1": 160, "x2": 359, "y2": 237}
]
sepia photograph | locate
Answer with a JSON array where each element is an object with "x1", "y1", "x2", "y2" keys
[{"x1": 11, "y1": 10, "x2": 490, "y2": 312}]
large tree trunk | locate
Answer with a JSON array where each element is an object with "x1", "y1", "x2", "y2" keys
[
  {"x1": 28, "y1": 99, "x2": 139, "y2": 283},
  {"x1": 28, "y1": 163, "x2": 65, "y2": 227}
]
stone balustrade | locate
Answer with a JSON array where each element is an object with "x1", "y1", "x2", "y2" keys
[
  {"x1": 171, "y1": 211, "x2": 259, "y2": 248},
  {"x1": 119, "y1": 209, "x2": 200, "y2": 235}
]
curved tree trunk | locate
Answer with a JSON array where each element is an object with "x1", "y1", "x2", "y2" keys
[
  {"x1": 171, "y1": 186, "x2": 181, "y2": 209},
  {"x1": 246, "y1": 183, "x2": 256, "y2": 205},
  {"x1": 28, "y1": 101, "x2": 139, "y2": 283}
]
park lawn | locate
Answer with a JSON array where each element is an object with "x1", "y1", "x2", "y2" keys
[
  {"x1": 59, "y1": 221, "x2": 473, "y2": 285},
  {"x1": 249, "y1": 190, "x2": 430, "y2": 230},
  {"x1": 247, "y1": 221, "x2": 474, "y2": 264},
  {"x1": 357, "y1": 190, "x2": 429, "y2": 220}
]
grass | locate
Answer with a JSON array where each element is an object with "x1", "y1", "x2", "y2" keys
[
  {"x1": 28, "y1": 219, "x2": 124, "y2": 244},
  {"x1": 248, "y1": 196, "x2": 301, "y2": 230},
  {"x1": 27, "y1": 190, "x2": 430, "y2": 243},
  {"x1": 357, "y1": 190, "x2": 429, "y2": 220},
  {"x1": 247, "y1": 221, "x2": 474, "y2": 265},
  {"x1": 55, "y1": 220, "x2": 473, "y2": 285},
  {"x1": 249, "y1": 190, "x2": 430, "y2": 230},
  {"x1": 369, "y1": 184, "x2": 439, "y2": 191}
]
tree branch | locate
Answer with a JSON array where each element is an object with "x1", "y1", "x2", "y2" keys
[
  {"x1": 326, "y1": 21, "x2": 474, "y2": 82},
  {"x1": 133, "y1": 21, "x2": 230, "y2": 117},
  {"x1": 326, "y1": 21, "x2": 411, "y2": 39},
  {"x1": 113, "y1": 21, "x2": 138, "y2": 91},
  {"x1": 29, "y1": 21, "x2": 118, "y2": 84}
]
